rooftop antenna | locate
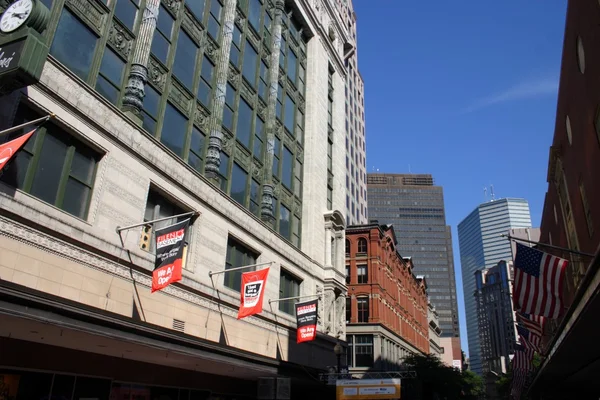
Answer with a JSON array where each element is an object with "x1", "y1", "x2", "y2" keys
[
  {"x1": 408, "y1": 164, "x2": 411, "y2": 173},
  {"x1": 490, "y1": 184, "x2": 495, "y2": 201},
  {"x1": 483, "y1": 186, "x2": 487, "y2": 202}
]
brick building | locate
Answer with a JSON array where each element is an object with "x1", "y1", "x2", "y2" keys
[
  {"x1": 345, "y1": 223, "x2": 429, "y2": 373},
  {"x1": 529, "y1": 0, "x2": 600, "y2": 398}
]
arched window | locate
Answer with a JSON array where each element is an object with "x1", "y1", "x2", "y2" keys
[
  {"x1": 357, "y1": 296, "x2": 369, "y2": 322},
  {"x1": 357, "y1": 238, "x2": 368, "y2": 253},
  {"x1": 345, "y1": 239, "x2": 351, "y2": 255}
]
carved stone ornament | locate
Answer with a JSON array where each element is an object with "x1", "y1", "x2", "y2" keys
[
  {"x1": 228, "y1": 65, "x2": 240, "y2": 87},
  {"x1": 316, "y1": 285, "x2": 324, "y2": 327},
  {"x1": 148, "y1": 58, "x2": 166, "y2": 90},
  {"x1": 108, "y1": 20, "x2": 133, "y2": 57}
]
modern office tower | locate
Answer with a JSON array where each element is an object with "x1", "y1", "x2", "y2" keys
[
  {"x1": 457, "y1": 198, "x2": 532, "y2": 375},
  {"x1": 334, "y1": 0, "x2": 368, "y2": 225},
  {"x1": 0, "y1": 0, "x2": 354, "y2": 397},
  {"x1": 366, "y1": 173, "x2": 461, "y2": 363},
  {"x1": 475, "y1": 260, "x2": 518, "y2": 375}
]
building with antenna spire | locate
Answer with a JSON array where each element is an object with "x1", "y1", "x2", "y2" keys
[{"x1": 457, "y1": 198, "x2": 532, "y2": 375}]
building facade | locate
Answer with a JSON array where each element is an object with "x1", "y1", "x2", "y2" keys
[
  {"x1": 0, "y1": 0, "x2": 353, "y2": 398},
  {"x1": 475, "y1": 260, "x2": 518, "y2": 375},
  {"x1": 345, "y1": 223, "x2": 429, "y2": 374},
  {"x1": 528, "y1": 1, "x2": 600, "y2": 397},
  {"x1": 366, "y1": 173, "x2": 460, "y2": 352},
  {"x1": 457, "y1": 198, "x2": 532, "y2": 375},
  {"x1": 333, "y1": 0, "x2": 367, "y2": 226},
  {"x1": 428, "y1": 302, "x2": 444, "y2": 360}
]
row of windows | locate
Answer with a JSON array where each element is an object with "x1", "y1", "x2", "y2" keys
[
  {"x1": 0, "y1": 100, "x2": 304, "y2": 316},
  {"x1": 36, "y1": 0, "x2": 310, "y2": 247}
]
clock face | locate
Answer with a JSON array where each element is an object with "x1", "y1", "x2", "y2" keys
[{"x1": 0, "y1": 0, "x2": 34, "y2": 33}]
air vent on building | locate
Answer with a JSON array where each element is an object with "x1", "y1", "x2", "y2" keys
[{"x1": 172, "y1": 319, "x2": 185, "y2": 332}]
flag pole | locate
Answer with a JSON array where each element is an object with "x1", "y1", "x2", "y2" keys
[
  {"x1": 268, "y1": 294, "x2": 321, "y2": 304},
  {"x1": 115, "y1": 211, "x2": 198, "y2": 233},
  {"x1": 0, "y1": 114, "x2": 55, "y2": 138},
  {"x1": 501, "y1": 234, "x2": 595, "y2": 258},
  {"x1": 208, "y1": 261, "x2": 274, "y2": 277}
]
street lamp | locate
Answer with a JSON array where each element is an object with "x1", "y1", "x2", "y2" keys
[{"x1": 333, "y1": 342, "x2": 343, "y2": 373}]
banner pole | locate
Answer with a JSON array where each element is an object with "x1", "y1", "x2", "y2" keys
[
  {"x1": 116, "y1": 211, "x2": 198, "y2": 233},
  {"x1": 208, "y1": 261, "x2": 274, "y2": 277},
  {"x1": 268, "y1": 294, "x2": 321, "y2": 304},
  {"x1": 0, "y1": 114, "x2": 54, "y2": 137},
  {"x1": 501, "y1": 234, "x2": 595, "y2": 258}
]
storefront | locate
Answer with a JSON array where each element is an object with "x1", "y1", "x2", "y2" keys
[{"x1": 0, "y1": 281, "x2": 331, "y2": 400}]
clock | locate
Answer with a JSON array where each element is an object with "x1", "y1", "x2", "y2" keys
[{"x1": 0, "y1": 0, "x2": 35, "y2": 33}]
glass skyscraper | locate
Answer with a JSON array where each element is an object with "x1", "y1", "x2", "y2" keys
[
  {"x1": 457, "y1": 198, "x2": 532, "y2": 375},
  {"x1": 367, "y1": 173, "x2": 460, "y2": 339}
]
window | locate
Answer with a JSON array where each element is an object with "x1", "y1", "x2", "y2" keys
[
  {"x1": 345, "y1": 240, "x2": 350, "y2": 255},
  {"x1": 96, "y1": 47, "x2": 126, "y2": 105},
  {"x1": 347, "y1": 334, "x2": 373, "y2": 368},
  {"x1": 173, "y1": 30, "x2": 199, "y2": 91},
  {"x1": 161, "y1": 104, "x2": 188, "y2": 157},
  {"x1": 231, "y1": 163, "x2": 248, "y2": 205},
  {"x1": 279, "y1": 270, "x2": 301, "y2": 315},
  {"x1": 151, "y1": 4, "x2": 174, "y2": 65},
  {"x1": 198, "y1": 56, "x2": 214, "y2": 107},
  {"x1": 114, "y1": 0, "x2": 139, "y2": 31},
  {"x1": 188, "y1": 127, "x2": 206, "y2": 172},
  {"x1": 242, "y1": 41, "x2": 258, "y2": 87},
  {"x1": 346, "y1": 265, "x2": 351, "y2": 284},
  {"x1": 236, "y1": 98, "x2": 253, "y2": 148},
  {"x1": 346, "y1": 296, "x2": 351, "y2": 322},
  {"x1": 224, "y1": 237, "x2": 259, "y2": 291},
  {"x1": 282, "y1": 146, "x2": 293, "y2": 189},
  {"x1": 0, "y1": 104, "x2": 100, "y2": 220},
  {"x1": 143, "y1": 188, "x2": 188, "y2": 255},
  {"x1": 207, "y1": 0, "x2": 222, "y2": 40},
  {"x1": 279, "y1": 204, "x2": 291, "y2": 239},
  {"x1": 357, "y1": 238, "x2": 368, "y2": 253},
  {"x1": 50, "y1": 8, "x2": 98, "y2": 81},
  {"x1": 357, "y1": 264, "x2": 368, "y2": 284},
  {"x1": 357, "y1": 297, "x2": 369, "y2": 322}
]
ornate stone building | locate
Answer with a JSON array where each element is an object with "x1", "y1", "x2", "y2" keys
[
  {"x1": 345, "y1": 223, "x2": 429, "y2": 374},
  {"x1": 0, "y1": 0, "x2": 353, "y2": 398}
]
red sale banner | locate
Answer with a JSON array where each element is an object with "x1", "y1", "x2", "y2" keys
[
  {"x1": 295, "y1": 299, "x2": 318, "y2": 343},
  {"x1": 237, "y1": 267, "x2": 270, "y2": 319},
  {"x1": 151, "y1": 219, "x2": 190, "y2": 293}
]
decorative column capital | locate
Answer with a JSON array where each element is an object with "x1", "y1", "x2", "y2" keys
[{"x1": 260, "y1": 183, "x2": 275, "y2": 223}]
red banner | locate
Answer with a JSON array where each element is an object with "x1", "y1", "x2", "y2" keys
[
  {"x1": 237, "y1": 267, "x2": 270, "y2": 319},
  {"x1": 0, "y1": 129, "x2": 35, "y2": 172},
  {"x1": 295, "y1": 300, "x2": 318, "y2": 343},
  {"x1": 151, "y1": 219, "x2": 190, "y2": 293}
]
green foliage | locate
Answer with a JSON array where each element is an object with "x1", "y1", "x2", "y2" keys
[
  {"x1": 495, "y1": 373, "x2": 511, "y2": 398},
  {"x1": 402, "y1": 354, "x2": 484, "y2": 400}
]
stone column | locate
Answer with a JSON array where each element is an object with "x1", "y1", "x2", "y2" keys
[
  {"x1": 260, "y1": 0, "x2": 285, "y2": 223},
  {"x1": 336, "y1": 231, "x2": 344, "y2": 272},
  {"x1": 121, "y1": 0, "x2": 160, "y2": 121},
  {"x1": 204, "y1": 0, "x2": 238, "y2": 181}
]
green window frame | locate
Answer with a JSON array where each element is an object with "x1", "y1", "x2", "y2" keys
[
  {"x1": 224, "y1": 236, "x2": 259, "y2": 291},
  {"x1": 279, "y1": 269, "x2": 301, "y2": 315},
  {"x1": 0, "y1": 102, "x2": 100, "y2": 220}
]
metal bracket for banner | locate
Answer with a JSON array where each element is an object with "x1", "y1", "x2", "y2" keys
[
  {"x1": 208, "y1": 261, "x2": 274, "y2": 277},
  {"x1": 116, "y1": 211, "x2": 199, "y2": 234},
  {"x1": 501, "y1": 234, "x2": 595, "y2": 258},
  {"x1": 0, "y1": 113, "x2": 55, "y2": 138},
  {"x1": 268, "y1": 294, "x2": 321, "y2": 304}
]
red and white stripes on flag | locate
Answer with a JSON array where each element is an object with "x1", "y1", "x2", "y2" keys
[
  {"x1": 511, "y1": 369, "x2": 529, "y2": 400},
  {"x1": 517, "y1": 325, "x2": 542, "y2": 354},
  {"x1": 513, "y1": 243, "x2": 568, "y2": 319},
  {"x1": 512, "y1": 344, "x2": 534, "y2": 372},
  {"x1": 516, "y1": 312, "x2": 545, "y2": 337}
]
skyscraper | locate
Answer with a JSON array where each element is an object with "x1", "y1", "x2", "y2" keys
[
  {"x1": 334, "y1": 0, "x2": 368, "y2": 225},
  {"x1": 457, "y1": 198, "x2": 532, "y2": 375},
  {"x1": 367, "y1": 174, "x2": 461, "y2": 341}
]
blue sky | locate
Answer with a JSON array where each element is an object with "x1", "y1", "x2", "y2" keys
[{"x1": 352, "y1": 1, "x2": 568, "y2": 355}]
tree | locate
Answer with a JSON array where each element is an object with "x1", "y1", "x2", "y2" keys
[
  {"x1": 402, "y1": 354, "x2": 484, "y2": 400},
  {"x1": 461, "y1": 370, "x2": 485, "y2": 400}
]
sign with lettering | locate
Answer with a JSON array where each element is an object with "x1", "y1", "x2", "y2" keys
[
  {"x1": 295, "y1": 299, "x2": 318, "y2": 343},
  {"x1": 151, "y1": 218, "x2": 190, "y2": 292},
  {"x1": 0, "y1": 38, "x2": 25, "y2": 74},
  {"x1": 336, "y1": 379, "x2": 402, "y2": 400}
]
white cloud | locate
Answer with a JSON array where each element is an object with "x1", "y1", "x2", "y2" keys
[{"x1": 461, "y1": 79, "x2": 558, "y2": 114}]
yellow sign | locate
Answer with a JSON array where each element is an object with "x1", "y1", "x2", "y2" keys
[{"x1": 336, "y1": 378, "x2": 401, "y2": 400}]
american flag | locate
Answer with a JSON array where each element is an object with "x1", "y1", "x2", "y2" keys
[
  {"x1": 517, "y1": 325, "x2": 542, "y2": 353},
  {"x1": 511, "y1": 369, "x2": 530, "y2": 400},
  {"x1": 513, "y1": 243, "x2": 568, "y2": 319},
  {"x1": 516, "y1": 312, "x2": 545, "y2": 336},
  {"x1": 512, "y1": 343, "x2": 534, "y2": 372}
]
